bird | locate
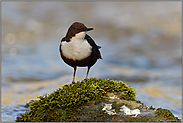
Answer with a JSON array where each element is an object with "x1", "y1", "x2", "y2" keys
[{"x1": 59, "y1": 22, "x2": 102, "y2": 84}]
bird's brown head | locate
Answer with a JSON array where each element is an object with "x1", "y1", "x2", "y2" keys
[{"x1": 65, "y1": 22, "x2": 93, "y2": 42}]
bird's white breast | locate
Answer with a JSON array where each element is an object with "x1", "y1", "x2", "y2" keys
[{"x1": 61, "y1": 33, "x2": 92, "y2": 61}]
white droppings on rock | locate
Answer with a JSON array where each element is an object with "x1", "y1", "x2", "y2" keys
[
  {"x1": 102, "y1": 104, "x2": 116, "y2": 115},
  {"x1": 120, "y1": 105, "x2": 140, "y2": 117},
  {"x1": 109, "y1": 95, "x2": 119, "y2": 99}
]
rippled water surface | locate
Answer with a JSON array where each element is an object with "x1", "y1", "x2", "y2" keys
[{"x1": 1, "y1": 2, "x2": 182, "y2": 122}]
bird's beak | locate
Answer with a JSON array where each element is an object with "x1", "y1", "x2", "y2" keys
[{"x1": 86, "y1": 28, "x2": 93, "y2": 31}]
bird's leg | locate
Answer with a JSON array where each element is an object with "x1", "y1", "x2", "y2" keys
[
  {"x1": 84, "y1": 66, "x2": 91, "y2": 81},
  {"x1": 72, "y1": 66, "x2": 77, "y2": 84}
]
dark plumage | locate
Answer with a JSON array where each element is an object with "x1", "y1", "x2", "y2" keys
[{"x1": 59, "y1": 22, "x2": 102, "y2": 83}]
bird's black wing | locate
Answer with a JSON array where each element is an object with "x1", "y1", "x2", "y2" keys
[{"x1": 85, "y1": 34, "x2": 102, "y2": 59}]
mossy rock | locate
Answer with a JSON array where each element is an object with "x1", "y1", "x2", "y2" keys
[
  {"x1": 16, "y1": 78, "x2": 136, "y2": 122},
  {"x1": 154, "y1": 108, "x2": 181, "y2": 122},
  {"x1": 16, "y1": 78, "x2": 181, "y2": 122}
]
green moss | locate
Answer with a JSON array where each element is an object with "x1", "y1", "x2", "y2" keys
[
  {"x1": 154, "y1": 108, "x2": 181, "y2": 122},
  {"x1": 16, "y1": 78, "x2": 136, "y2": 122}
]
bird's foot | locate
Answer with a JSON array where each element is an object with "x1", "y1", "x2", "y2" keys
[
  {"x1": 80, "y1": 79, "x2": 87, "y2": 86},
  {"x1": 80, "y1": 81, "x2": 83, "y2": 86},
  {"x1": 72, "y1": 81, "x2": 75, "y2": 84}
]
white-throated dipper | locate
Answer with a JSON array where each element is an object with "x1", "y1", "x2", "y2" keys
[{"x1": 59, "y1": 22, "x2": 102, "y2": 84}]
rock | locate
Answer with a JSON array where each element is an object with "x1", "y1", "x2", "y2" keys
[{"x1": 15, "y1": 78, "x2": 181, "y2": 122}]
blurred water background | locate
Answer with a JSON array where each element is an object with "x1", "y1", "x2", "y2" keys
[{"x1": 1, "y1": 1, "x2": 182, "y2": 122}]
